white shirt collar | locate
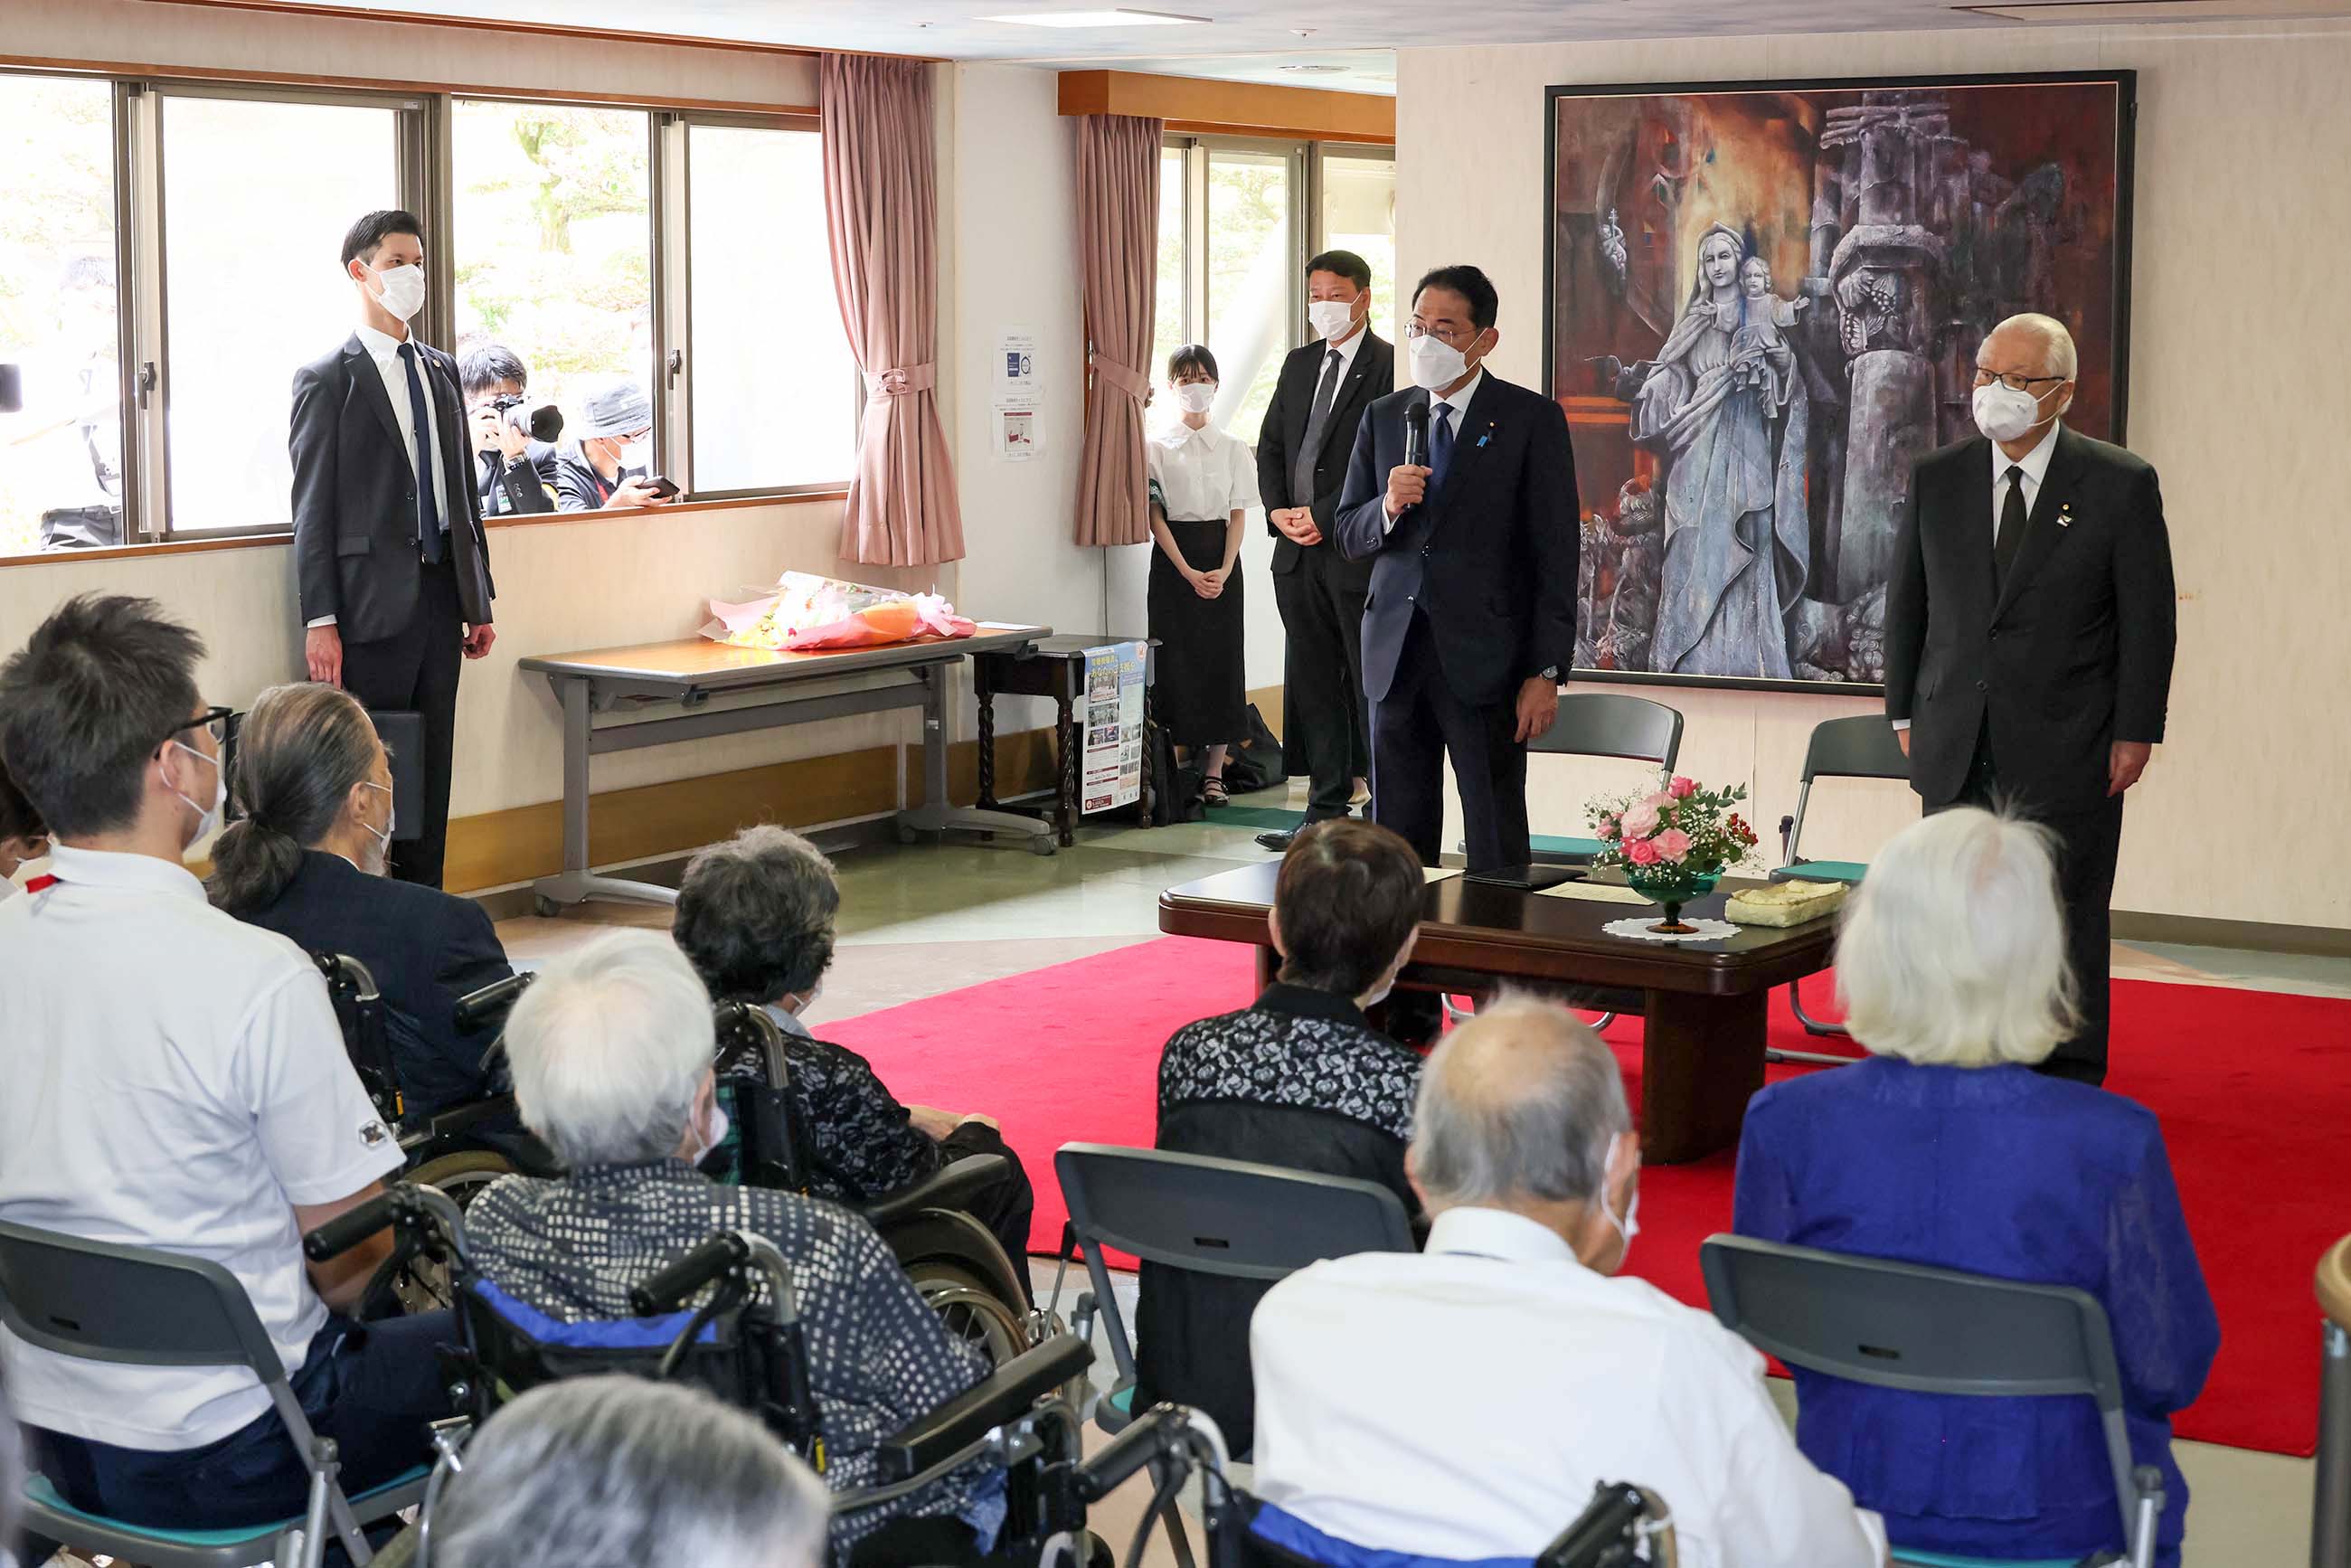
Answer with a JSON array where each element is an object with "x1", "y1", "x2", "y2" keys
[
  {"x1": 1423, "y1": 1205, "x2": 1581, "y2": 1266},
  {"x1": 760, "y1": 1000, "x2": 815, "y2": 1039},
  {"x1": 354, "y1": 321, "x2": 413, "y2": 363},
  {"x1": 1993, "y1": 420, "x2": 2062, "y2": 487},
  {"x1": 1321, "y1": 323, "x2": 1368, "y2": 376},
  {"x1": 1429, "y1": 367, "x2": 1485, "y2": 425},
  {"x1": 1157, "y1": 420, "x2": 1224, "y2": 451},
  {"x1": 43, "y1": 842, "x2": 207, "y2": 902}
]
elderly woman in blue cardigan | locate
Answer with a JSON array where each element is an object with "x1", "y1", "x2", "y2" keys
[{"x1": 1733, "y1": 807, "x2": 2219, "y2": 1567}]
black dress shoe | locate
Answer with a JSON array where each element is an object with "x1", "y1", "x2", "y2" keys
[{"x1": 1255, "y1": 828, "x2": 1296, "y2": 852}]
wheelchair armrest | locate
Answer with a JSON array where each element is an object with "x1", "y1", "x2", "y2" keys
[
  {"x1": 425, "y1": 1093, "x2": 519, "y2": 1139},
  {"x1": 872, "y1": 1333, "x2": 1093, "y2": 1483},
  {"x1": 860, "y1": 1154, "x2": 1009, "y2": 1231}
]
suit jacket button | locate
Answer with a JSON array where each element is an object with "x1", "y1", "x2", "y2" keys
[{"x1": 1976, "y1": 679, "x2": 1988, "y2": 693}]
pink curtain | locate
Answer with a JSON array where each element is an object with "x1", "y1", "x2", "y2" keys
[
  {"x1": 821, "y1": 54, "x2": 964, "y2": 566},
  {"x1": 1072, "y1": 113, "x2": 1163, "y2": 548}
]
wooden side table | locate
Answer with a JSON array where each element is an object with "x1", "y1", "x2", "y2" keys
[{"x1": 971, "y1": 636, "x2": 1157, "y2": 847}]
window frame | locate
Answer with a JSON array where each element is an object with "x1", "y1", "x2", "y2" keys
[{"x1": 0, "y1": 66, "x2": 852, "y2": 565}]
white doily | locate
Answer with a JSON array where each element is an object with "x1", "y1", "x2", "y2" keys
[{"x1": 1601, "y1": 915, "x2": 1741, "y2": 944}]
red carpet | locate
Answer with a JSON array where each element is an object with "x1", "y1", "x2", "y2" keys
[{"x1": 826, "y1": 936, "x2": 2348, "y2": 1458}]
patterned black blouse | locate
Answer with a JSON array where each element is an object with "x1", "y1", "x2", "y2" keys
[
  {"x1": 760, "y1": 1006, "x2": 945, "y2": 1203},
  {"x1": 465, "y1": 1158, "x2": 995, "y2": 1552}
]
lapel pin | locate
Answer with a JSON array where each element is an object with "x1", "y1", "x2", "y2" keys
[{"x1": 2058, "y1": 503, "x2": 2073, "y2": 528}]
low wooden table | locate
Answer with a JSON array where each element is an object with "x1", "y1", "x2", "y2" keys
[
  {"x1": 970, "y1": 635, "x2": 1158, "y2": 847},
  {"x1": 1158, "y1": 864, "x2": 1838, "y2": 1164}
]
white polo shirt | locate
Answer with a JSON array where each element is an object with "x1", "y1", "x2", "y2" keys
[
  {"x1": 1251, "y1": 1206, "x2": 1886, "y2": 1568},
  {"x1": 0, "y1": 845, "x2": 402, "y2": 1449}
]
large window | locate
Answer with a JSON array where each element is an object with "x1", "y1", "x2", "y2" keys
[
  {"x1": 1151, "y1": 135, "x2": 1397, "y2": 451},
  {"x1": 0, "y1": 68, "x2": 852, "y2": 558},
  {"x1": 685, "y1": 120, "x2": 856, "y2": 495},
  {"x1": 162, "y1": 92, "x2": 411, "y2": 534},
  {"x1": 0, "y1": 74, "x2": 124, "y2": 557},
  {"x1": 451, "y1": 99, "x2": 654, "y2": 467}
]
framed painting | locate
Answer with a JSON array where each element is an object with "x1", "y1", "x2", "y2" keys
[{"x1": 1544, "y1": 71, "x2": 2136, "y2": 693}]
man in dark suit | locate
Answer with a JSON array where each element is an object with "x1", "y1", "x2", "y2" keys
[
  {"x1": 1335, "y1": 264, "x2": 1580, "y2": 879},
  {"x1": 1885, "y1": 312, "x2": 2176, "y2": 1085},
  {"x1": 290, "y1": 209, "x2": 496, "y2": 889},
  {"x1": 1253, "y1": 250, "x2": 1394, "y2": 852}
]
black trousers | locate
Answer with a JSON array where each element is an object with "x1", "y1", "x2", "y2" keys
[
  {"x1": 1271, "y1": 547, "x2": 1369, "y2": 821},
  {"x1": 1369, "y1": 618, "x2": 1530, "y2": 874},
  {"x1": 939, "y1": 1120, "x2": 1038, "y2": 1303},
  {"x1": 1948, "y1": 725, "x2": 2125, "y2": 1085},
  {"x1": 341, "y1": 562, "x2": 465, "y2": 889}
]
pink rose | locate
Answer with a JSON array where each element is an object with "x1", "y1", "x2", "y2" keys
[
  {"x1": 1654, "y1": 827, "x2": 1692, "y2": 863},
  {"x1": 1620, "y1": 801, "x2": 1661, "y2": 839},
  {"x1": 1626, "y1": 836, "x2": 1662, "y2": 867},
  {"x1": 1668, "y1": 776, "x2": 1696, "y2": 798},
  {"x1": 1596, "y1": 815, "x2": 1620, "y2": 842}
]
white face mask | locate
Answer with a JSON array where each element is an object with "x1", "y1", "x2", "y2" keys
[
  {"x1": 368, "y1": 263, "x2": 426, "y2": 322},
  {"x1": 1600, "y1": 1130, "x2": 1641, "y2": 1259},
  {"x1": 619, "y1": 438, "x2": 652, "y2": 473},
  {"x1": 167, "y1": 741, "x2": 226, "y2": 846},
  {"x1": 358, "y1": 780, "x2": 396, "y2": 874},
  {"x1": 688, "y1": 1097, "x2": 732, "y2": 1166},
  {"x1": 1407, "y1": 329, "x2": 1475, "y2": 392},
  {"x1": 1971, "y1": 379, "x2": 2064, "y2": 444},
  {"x1": 1173, "y1": 382, "x2": 1217, "y2": 415},
  {"x1": 1308, "y1": 298, "x2": 1360, "y2": 343}
]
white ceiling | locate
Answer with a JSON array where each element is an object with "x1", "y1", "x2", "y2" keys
[{"x1": 269, "y1": 0, "x2": 2347, "y2": 91}]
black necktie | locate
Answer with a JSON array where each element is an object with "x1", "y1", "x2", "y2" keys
[
  {"x1": 1291, "y1": 348, "x2": 1345, "y2": 510},
  {"x1": 1993, "y1": 464, "x2": 2026, "y2": 589},
  {"x1": 397, "y1": 342, "x2": 446, "y2": 565}
]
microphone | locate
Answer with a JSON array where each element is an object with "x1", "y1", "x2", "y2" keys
[{"x1": 1403, "y1": 401, "x2": 1429, "y2": 471}]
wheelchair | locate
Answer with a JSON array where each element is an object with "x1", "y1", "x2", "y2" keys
[
  {"x1": 307, "y1": 1185, "x2": 1107, "y2": 1568},
  {"x1": 326, "y1": 962, "x2": 1038, "y2": 1365}
]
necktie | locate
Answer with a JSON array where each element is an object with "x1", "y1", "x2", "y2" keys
[
  {"x1": 397, "y1": 342, "x2": 446, "y2": 565},
  {"x1": 1992, "y1": 464, "x2": 2026, "y2": 589},
  {"x1": 1291, "y1": 348, "x2": 1345, "y2": 510},
  {"x1": 1429, "y1": 401, "x2": 1456, "y2": 494}
]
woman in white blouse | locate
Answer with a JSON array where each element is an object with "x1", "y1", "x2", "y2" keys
[{"x1": 1147, "y1": 345, "x2": 1260, "y2": 807}]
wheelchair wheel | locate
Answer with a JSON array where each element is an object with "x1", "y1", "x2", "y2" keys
[
  {"x1": 369, "y1": 1149, "x2": 515, "y2": 1316},
  {"x1": 911, "y1": 1259, "x2": 1027, "y2": 1367}
]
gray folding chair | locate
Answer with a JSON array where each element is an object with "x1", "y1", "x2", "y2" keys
[
  {"x1": 1052, "y1": 1142, "x2": 1415, "y2": 1437},
  {"x1": 1442, "y1": 691, "x2": 1685, "y2": 1032},
  {"x1": 2317, "y1": 1233, "x2": 2351, "y2": 1568},
  {"x1": 0, "y1": 1219, "x2": 430, "y2": 1567},
  {"x1": 1767, "y1": 713, "x2": 1911, "y2": 1064},
  {"x1": 1700, "y1": 1233, "x2": 2165, "y2": 1568}
]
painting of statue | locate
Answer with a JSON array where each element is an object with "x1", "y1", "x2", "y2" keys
[{"x1": 1545, "y1": 72, "x2": 2135, "y2": 691}]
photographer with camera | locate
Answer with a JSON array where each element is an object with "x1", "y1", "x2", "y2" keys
[
  {"x1": 553, "y1": 377, "x2": 675, "y2": 512},
  {"x1": 458, "y1": 341, "x2": 562, "y2": 519}
]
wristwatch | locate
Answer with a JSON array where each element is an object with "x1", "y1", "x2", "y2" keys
[{"x1": 1536, "y1": 665, "x2": 1560, "y2": 682}]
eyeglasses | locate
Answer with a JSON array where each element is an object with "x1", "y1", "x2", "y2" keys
[
  {"x1": 1971, "y1": 367, "x2": 2069, "y2": 394},
  {"x1": 1407, "y1": 321, "x2": 1480, "y2": 348},
  {"x1": 164, "y1": 705, "x2": 234, "y2": 751}
]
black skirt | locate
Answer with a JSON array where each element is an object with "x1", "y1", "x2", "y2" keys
[{"x1": 1147, "y1": 517, "x2": 1246, "y2": 747}]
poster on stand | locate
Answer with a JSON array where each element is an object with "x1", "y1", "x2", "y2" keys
[{"x1": 1081, "y1": 641, "x2": 1147, "y2": 813}]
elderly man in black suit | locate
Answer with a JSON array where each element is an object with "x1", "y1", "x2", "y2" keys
[
  {"x1": 1885, "y1": 311, "x2": 2177, "y2": 1086},
  {"x1": 290, "y1": 209, "x2": 496, "y2": 890},
  {"x1": 1253, "y1": 250, "x2": 1394, "y2": 852},
  {"x1": 1334, "y1": 264, "x2": 1580, "y2": 879}
]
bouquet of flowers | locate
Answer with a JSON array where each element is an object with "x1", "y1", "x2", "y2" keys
[
  {"x1": 703, "y1": 572, "x2": 976, "y2": 653},
  {"x1": 1587, "y1": 774, "x2": 1761, "y2": 932}
]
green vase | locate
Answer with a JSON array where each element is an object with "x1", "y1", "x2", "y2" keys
[{"x1": 1621, "y1": 865, "x2": 1720, "y2": 934}]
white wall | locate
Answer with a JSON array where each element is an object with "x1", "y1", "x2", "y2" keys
[{"x1": 1397, "y1": 20, "x2": 2351, "y2": 927}]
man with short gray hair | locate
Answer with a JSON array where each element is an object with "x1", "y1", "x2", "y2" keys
[
  {"x1": 1886, "y1": 311, "x2": 2176, "y2": 1085},
  {"x1": 1249, "y1": 999, "x2": 1886, "y2": 1568}
]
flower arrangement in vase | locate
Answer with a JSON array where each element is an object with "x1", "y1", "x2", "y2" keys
[{"x1": 1588, "y1": 775, "x2": 1761, "y2": 935}]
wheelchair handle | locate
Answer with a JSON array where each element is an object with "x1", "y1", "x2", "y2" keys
[
  {"x1": 304, "y1": 1191, "x2": 395, "y2": 1261},
  {"x1": 453, "y1": 972, "x2": 535, "y2": 1034},
  {"x1": 633, "y1": 1233, "x2": 745, "y2": 1315},
  {"x1": 1074, "y1": 1403, "x2": 1229, "y2": 1503}
]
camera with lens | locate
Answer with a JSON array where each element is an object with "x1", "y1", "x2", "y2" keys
[{"x1": 491, "y1": 393, "x2": 562, "y2": 445}]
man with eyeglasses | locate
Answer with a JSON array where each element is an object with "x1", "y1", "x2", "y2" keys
[
  {"x1": 1885, "y1": 312, "x2": 2177, "y2": 1086},
  {"x1": 1334, "y1": 268, "x2": 1580, "y2": 1019},
  {"x1": 0, "y1": 594, "x2": 454, "y2": 1535}
]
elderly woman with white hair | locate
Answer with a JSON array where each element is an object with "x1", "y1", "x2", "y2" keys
[
  {"x1": 463, "y1": 930, "x2": 1000, "y2": 1564},
  {"x1": 1734, "y1": 807, "x2": 2218, "y2": 1568},
  {"x1": 430, "y1": 1378, "x2": 830, "y2": 1568}
]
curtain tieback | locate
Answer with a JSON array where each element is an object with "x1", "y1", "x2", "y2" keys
[
  {"x1": 865, "y1": 363, "x2": 937, "y2": 399},
  {"x1": 1091, "y1": 354, "x2": 1147, "y2": 402}
]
